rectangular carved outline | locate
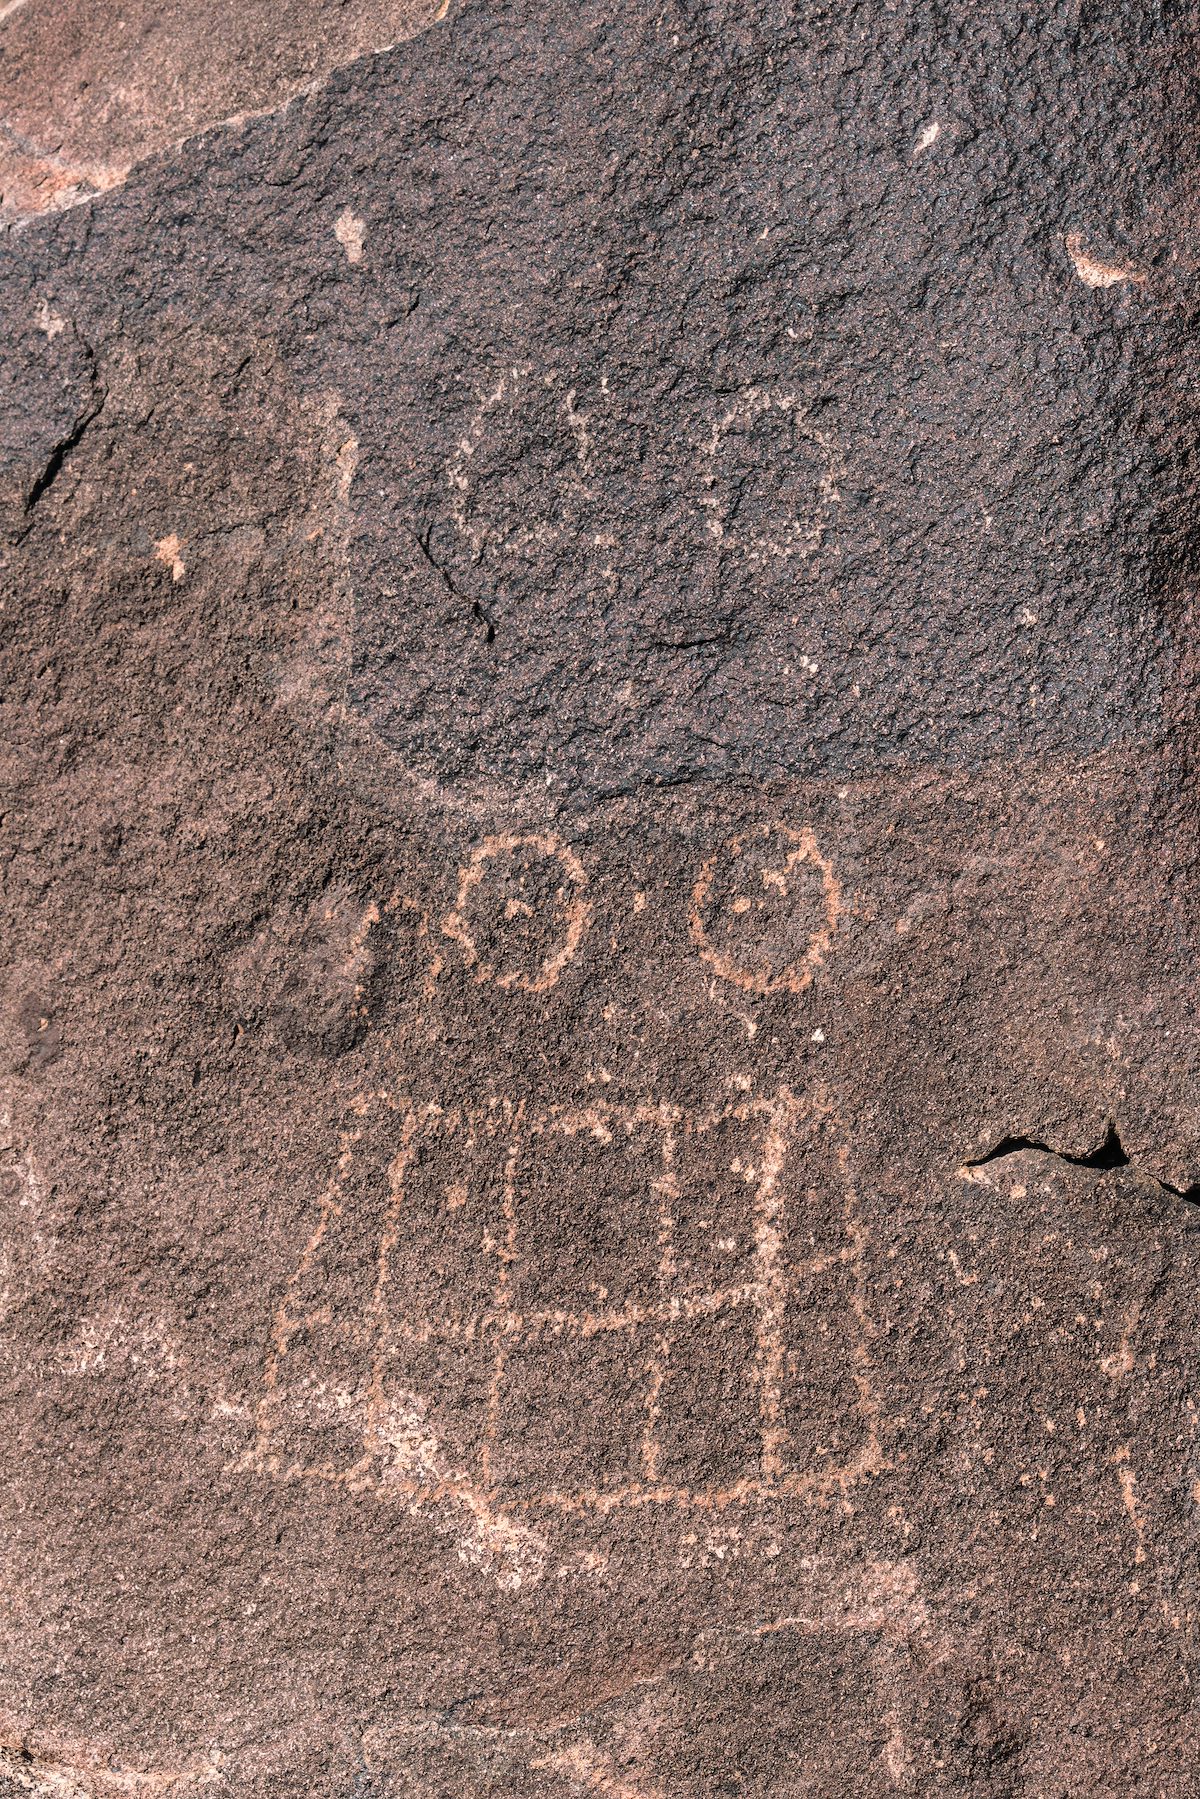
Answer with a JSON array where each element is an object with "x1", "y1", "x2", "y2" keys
[{"x1": 252, "y1": 1085, "x2": 886, "y2": 1512}]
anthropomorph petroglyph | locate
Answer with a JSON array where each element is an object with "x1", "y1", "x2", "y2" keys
[{"x1": 6, "y1": 0, "x2": 1200, "y2": 1790}]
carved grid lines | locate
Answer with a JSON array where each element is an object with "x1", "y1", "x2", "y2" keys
[{"x1": 253, "y1": 1088, "x2": 886, "y2": 1512}]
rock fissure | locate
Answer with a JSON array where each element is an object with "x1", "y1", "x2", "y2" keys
[
  {"x1": 411, "y1": 528, "x2": 496, "y2": 646},
  {"x1": 22, "y1": 340, "x2": 105, "y2": 516},
  {"x1": 965, "y1": 1122, "x2": 1200, "y2": 1203}
]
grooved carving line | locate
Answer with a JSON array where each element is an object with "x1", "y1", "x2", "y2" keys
[{"x1": 251, "y1": 1086, "x2": 887, "y2": 1514}]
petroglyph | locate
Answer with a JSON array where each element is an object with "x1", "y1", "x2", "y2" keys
[
  {"x1": 252, "y1": 1083, "x2": 886, "y2": 1527},
  {"x1": 530, "y1": 1741, "x2": 666, "y2": 1799},
  {"x1": 1065, "y1": 232, "x2": 1146, "y2": 290},
  {"x1": 0, "y1": 1102, "x2": 51, "y2": 1326},
  {"x1": 442, "y1": 832, "x2": 590, "y2": 993},
  {"x1": 690, "y1": 824, "x2": 842, "y2": 995},
  {"x1": 374, "y1": 1387, "x2": 550, "y2": 1591},
  {"x1": 153, "y1": 535, "x2": 186, "y2": 583},
  {"x1": 57, "y1": 1308, "x2": 185, "y2": 1389},
  {"x1": 353, "y1": 1553, "x2": 932, "y2": 1792},
  {"x1": 1112, "y1": 1445, "x2": 1148, "y2": 1568},
  {"x1": 334, "y1": 207, "x2": 367, "y2": 264},
  {"x1": 698, "y1": 388, "x2": 843, "y2": 562},
  {"x1": 446, "y1": 366, "x2": 600, "y2": 558},
  {"x1": 203, "y1": 824, "x2": 845, "y2": 1012}
]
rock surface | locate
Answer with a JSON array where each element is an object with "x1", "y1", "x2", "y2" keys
[
  {"x1": 3, "y1": 1, "x2": 1200, "y2": 1793},
  {"x1": 0, "y1": 0, "x2": 443, "y2": 221}
]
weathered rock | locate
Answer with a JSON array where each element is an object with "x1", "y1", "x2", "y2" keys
[
  {"x1": 3, "y1": 0, "x2": 1200, "y2": 1792},
  {"x1": 0, "y1": 0, "x2": 443, "y2": 221}
]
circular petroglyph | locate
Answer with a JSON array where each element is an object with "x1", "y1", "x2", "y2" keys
[
  {"x1": 446, "y1": 366, "x2": 596, "y2": 559},
  {"x1": 690, "y1": 824, "x2": 841, "y2": 994},
  {"x1": 699, "y1": 388, "x2": 843, "y2": 563},
  {"x1": 442, "y1": 833, "x2": 590, "y2": 993}
]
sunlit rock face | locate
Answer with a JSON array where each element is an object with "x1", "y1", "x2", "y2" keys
[
  {"x1": 0, "y1": 0, "x2": 445, "y2": 221},
  {"x1": 3, "y1": 2, "x2": 1200, "y2": 1794}
]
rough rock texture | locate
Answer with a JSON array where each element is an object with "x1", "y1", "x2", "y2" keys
[
  {"x1": 0, "y1": 0, "x2": 442, "y2": 220},
  {"x1": 3, "y1": 1, "x2": 1200, "y2": 1793}
]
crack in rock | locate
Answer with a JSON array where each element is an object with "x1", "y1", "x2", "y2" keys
[{"x1": 965, "y1": 1121, "x2": 1200, "y2": 1204}]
